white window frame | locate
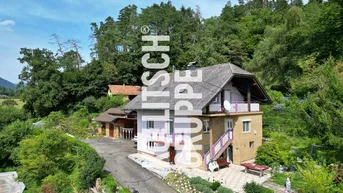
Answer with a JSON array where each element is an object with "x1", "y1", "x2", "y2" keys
[
  {"x1": 242, "y1": 119, "x2": 251, "y2": 133},
  {"x1": 147, "y1": 120, "x2": 154, "y2": 129},
  {"x1": 203, "y1": 119, "x2": 210, "y2": 133}
]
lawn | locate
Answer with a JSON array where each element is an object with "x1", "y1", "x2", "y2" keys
[{"x1": 0, "y1": 99, "x2": 25, "y2": 108}]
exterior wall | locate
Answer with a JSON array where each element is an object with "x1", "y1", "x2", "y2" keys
[
  {"x1": 192, "y1": 113, "x2": 263, "y2": 169},
  {"x1": 105, "y1": 123, "x2": 110, "y2": 136},
  {"x1": 231, "y1": 113, "x2": 262, "y2": 164},
  {"x1": 137, "y1": 110, "x2": 190, "y2": 157},
  {"x1": 209, "y1": 81, "x2": 245, "y2": 112},
  {"x1": 137, "y1": 109, "x2": 263, "y2": 169},
  {"x1": 223, "y1": 82, "x2": 245, "y2": 102}
]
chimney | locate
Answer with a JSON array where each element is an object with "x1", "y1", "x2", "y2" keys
[{"x1": 187, "y1": 61, "x2": 199, "y2": 70}]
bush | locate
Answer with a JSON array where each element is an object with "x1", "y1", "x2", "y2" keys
[
  {"x1": 101, "y1": 174, "x2": 117, "y2": 193},
  {"x1": 203, "y1": 186, "x2": 214, "y2": 193},
  {"x1": 2, "y1": 99, "x2": 18, "y2": 106},
  {"x1": 189, "y1": 176, "x2": 211, "y2": 187},
  {"x1": 95, "y1": 95, "x2": 125, "y2": 112},
  {"x1": 255, "y1": 142, "x2": 283, "y2": 166},
  {"x1": 41, "y1": 172, "x2": 73, "y2": 193},
  {"x1": 217, "y1": 186, "x2": 234, "y2": 193},
  {"x1": 194, "y1": 184, "x2": 210, "y2": 192},
  {"x1": 118, "y1": 188, "x2": 131, "y2": 193},
  {"x1": 0, "y1": 105, "x2": 26, "y2": 130},
  {"x1": 210, "y1": 181, "x2": 221, "y2": 191},
  {"x1": 0, "y1": 120, "x2": 34, "y2": 167},
  {"x1": 17, "y1": 130, "x2": 105, "y2": 192},
  {"x1": 297, "y1": 160, "x2": 337, "y2": 192},
  {"x1": 243, "y1": 182, "x2": 273, "y2": 193}
]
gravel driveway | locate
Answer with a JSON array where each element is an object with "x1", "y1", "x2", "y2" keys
[{"x1": 84, "y1": 137, "x2": 176, "y2": 193}]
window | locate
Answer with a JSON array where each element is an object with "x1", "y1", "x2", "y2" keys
[
  {"x1": 147, "y1": 141, "x2": 154, "y2": 150},
  {"x1": 243, "y1": 120, "x2": 251, "y2": 133},
  {"x1": 169, "y1": 118, "x2": 174, "y2": 134},
  {"x1": 147, "y1": 120, "x2": 154, "y2": 129},
  {"x1": 203, "y1": 120, "x2": 210, "y2": 133},
  {"x1": 227, "y1": 119, "x2": 233, "y2": 129},
  {"x1": 211, "y1": 95, "x2": 219, "y2": 104},
  {"x1": 249, "y1": 141, "x2": 254, "y2": 148}
]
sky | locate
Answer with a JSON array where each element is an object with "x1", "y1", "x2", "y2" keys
[{"x1": 0, "y1": 0, "x2": 233, "y2": 83}]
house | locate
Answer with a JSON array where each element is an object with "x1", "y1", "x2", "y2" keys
[
  {"x1": 107, "y1": 85, "x2": 141, "y2": 100},
  {"x1": 123, "y1": 63, "x2": 271, "y2": 170},
  {"x1": 94, "y1": 108, "x2": 137, "y2": 140}
]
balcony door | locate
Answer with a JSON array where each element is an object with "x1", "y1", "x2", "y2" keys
[{"x1": 224, "y1": 118, "x2": 233, "y2": 132}]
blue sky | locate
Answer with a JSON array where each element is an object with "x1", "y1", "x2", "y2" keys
[{"x1": 0, "y1": 0, "x2": 233, "y2": 83}]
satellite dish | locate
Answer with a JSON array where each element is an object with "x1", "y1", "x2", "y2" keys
[{"x1": 224, "y1": 100, "x2": 231, "y2": 112}]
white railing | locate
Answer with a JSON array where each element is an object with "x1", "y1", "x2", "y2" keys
[
  {"x1": 204, "y1": 128, "x2": 234, "y2": 169},
  {"x1": 209, "y1": 101, "x2": 260, "y2": 113}
]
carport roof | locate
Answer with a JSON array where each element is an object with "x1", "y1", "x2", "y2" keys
[{"x1": 94, "y1": 108, "x2": 127, "y2": 123}]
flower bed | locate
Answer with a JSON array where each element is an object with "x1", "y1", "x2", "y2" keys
[{"x1": 164, "y1": 172, "x2": 233, "y2": 193}]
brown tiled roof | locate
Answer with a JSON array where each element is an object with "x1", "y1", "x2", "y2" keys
[
  {"x1": 108, "y1": 85, "x2": 141, "y2": 95},
  {"x1": 94, "y1": 108, "x2": 127, "y2": 123}
]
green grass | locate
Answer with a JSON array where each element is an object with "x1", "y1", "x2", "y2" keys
[
  {"x1": 272, "y1": 172, "x2": 302, "y2": 190},
  {"x1": 0, "y1": 99, "x2": 24, "y2": 108}
]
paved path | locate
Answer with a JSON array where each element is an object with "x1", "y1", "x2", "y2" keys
[
  {"x1": 84, "y1": 137, "x2": 176, "y2": 193},
  {"x1": 129, "y1": 153, "x2": 272, "y2": 193},
  {"x1": 0, "y1": 172, "x2": 25, "y2": 193}
]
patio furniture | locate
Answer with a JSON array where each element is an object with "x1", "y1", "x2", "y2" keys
[
  {"x1": 241, "y1": 163, "x2": 269, "y2": 177},
  {"x1": 216, "y1": 157, "x2": 230, "y2": 168},
  {"x1": 208, "y1": 160, "x2": 219, "y2": 172}
]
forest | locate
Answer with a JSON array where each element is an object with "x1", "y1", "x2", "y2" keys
[{"x1": 0, "y1": 0, "x2": 343, "y2": 192}]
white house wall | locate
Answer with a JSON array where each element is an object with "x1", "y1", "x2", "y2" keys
[{"x1": 137, "y1": 110, "x2": 191, "y2": 156}]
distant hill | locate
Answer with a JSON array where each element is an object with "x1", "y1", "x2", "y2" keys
[{"x1": 0, "y1": 77, "x2": 15, "y2": 89}]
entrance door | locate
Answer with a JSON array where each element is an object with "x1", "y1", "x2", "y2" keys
[
  {"x1": 227, "y1": 145, "x2": 233, "y2": 163},
  {"x1": 109, "y1": 124, "x2": 114, "y2": 137},
  {"x1": 169, "y1": 146, "x2": 176, "y2": 164},
  {"x1": 224, "y1": 118, "x2": 233, "y2": 132}
]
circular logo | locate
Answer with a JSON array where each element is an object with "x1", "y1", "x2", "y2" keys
[{"x1": 140, "y1": 25, "x2": 150, "y2": 34}]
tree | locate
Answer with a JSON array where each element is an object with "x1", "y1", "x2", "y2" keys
[
  {"x1": 17, "y1": 130, "x2": 105, "y2": 192},
  {"x1": 0, "y1": 120, "x2": 34, "y2": 167}
]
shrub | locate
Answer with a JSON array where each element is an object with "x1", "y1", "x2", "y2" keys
[
  {"x1": 297, "y1": 160, "x2": 337, "y2": 192},
  {"x1": 217, "y1": 186, "x2": 234, "y2": 193},
  {"x1": 255, "y1": 142, "x2": 283, "y2": 166},
  {"x1": 194, "y1": 184, "x2": 209, "y2": 192},
  {"x1": 2, "y1": 99, "x2": 18, "y2": 106},
  {"x1": 95, "y1": 95, "x2": 125, "y2": 112},
  {"x1": 243, "y1": 182, "x2": 273, "y2": 193},
  {"x1": 17, "y1": 130, "x2": 105, "y2": 191},
  {"x1": 189, "y1": 176, "x2": 211, "y2": 187},
  {"x1": 41, "y1": 172, "x2": 73, "y2": 193},
  {"x1": 0, "y1": 105, "x2": 26, "y2": 130},
  {"x1": 101, "y1": 174, "x2": 117, "y2": 193},
  {"x1": 0, "y1": 120, "x2": 33, "y2": 167},
  {"x1": 210, "y1": 181, "x2": 221, "y2": 191},
  {"x1": 118, "y1": 188, "x2": 131, "y2": 193},
  {"x1": 202, "y1": 186, "x2": 214, "y2": 193}
]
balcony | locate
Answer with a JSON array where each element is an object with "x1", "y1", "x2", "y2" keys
[
  {"x1": 209, "y1": 101, "x2": 260, "y2": 114},
  {"x1": 146, "y1": 131, "x2": 186, "y2": 147}
]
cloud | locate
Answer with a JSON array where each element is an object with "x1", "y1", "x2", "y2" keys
[{"x1": 0, "y1": 20, "x2": 15, "y2": 31}]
